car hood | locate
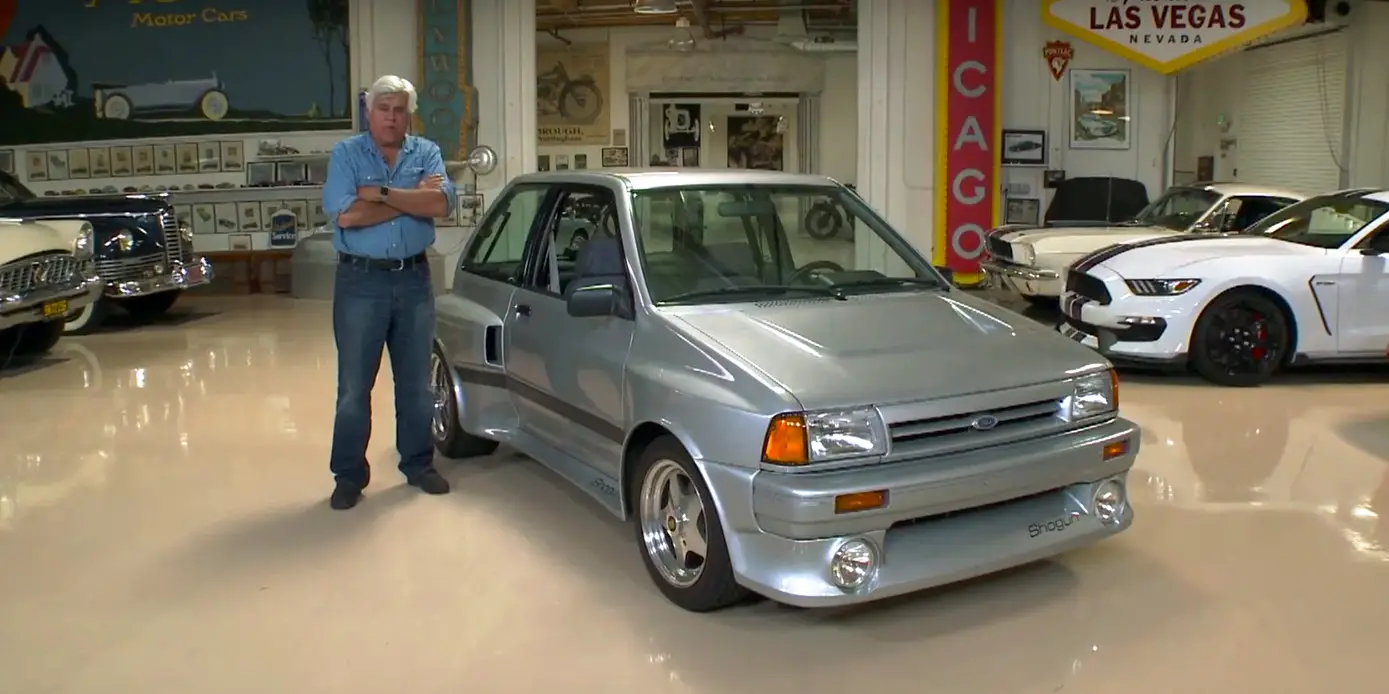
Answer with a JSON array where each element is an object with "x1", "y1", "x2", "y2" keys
[
  {"x1": 0, "y1": 220, "x2": 70, "y2": 260},
  {"x1": 1000, "y1": 224, "x2": 1176, "y2": 248},
  {"x1": 668, "y1": 291, "x2": 1108, "y2": 410},
  {"x1": 1096, "y1": 235, "x2": 1324, "y2": 278},
  {"x1": 0, "y1": 194, "x2": 168, "y2": 220}
]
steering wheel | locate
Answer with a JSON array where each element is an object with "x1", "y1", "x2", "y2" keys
[{"x1": 787, "y1": 260, "x2": 845, "y2": 285}]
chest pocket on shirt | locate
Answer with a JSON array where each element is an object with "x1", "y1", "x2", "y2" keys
[{"x1": 396, "y1": 165, "x2": 425, "y2": 189}]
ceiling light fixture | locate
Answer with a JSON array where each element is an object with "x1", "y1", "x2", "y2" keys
[{"x1": 634, "y1": 0, "x2": 678, "y2": 14}]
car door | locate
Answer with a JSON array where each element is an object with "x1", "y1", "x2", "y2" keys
[
  {"x1": 441, "y1": 183, "x2": 555, "y2": 435},
  {"x1": 503, "y1": 183, "x2": 635, "y2": 474},
  {"x1": 1334, "y1": 225, "x2": 1389, "y2": 355}
]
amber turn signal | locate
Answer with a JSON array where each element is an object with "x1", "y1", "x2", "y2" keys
[
  {"x1": 1103, "y1": 439, "x2": 1129, "y2": 460},
  {"x1": 834, "y1": 490, "x2": 888, "y2": 514},
  {"x1": 1109, "y1": 368, "x2": 1120, "y2": 410},
  {"x1": 762, "y1": 413, "x2": 809, "y2": 465}
]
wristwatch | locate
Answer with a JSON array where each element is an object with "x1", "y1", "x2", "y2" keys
[{"x1": 379, "y1": 185, "x2": 389, "y2": 200}]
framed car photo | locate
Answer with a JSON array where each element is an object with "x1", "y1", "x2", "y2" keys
[{"x1": 1001, "y1": 129, "x2": 1047, "y2": 166}]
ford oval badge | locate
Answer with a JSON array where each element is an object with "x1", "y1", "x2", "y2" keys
[{"x1": 970, "y1": 414, "x2": 999, "y2": 431}]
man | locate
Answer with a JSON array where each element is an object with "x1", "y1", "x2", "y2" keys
[{"x1": 321, "y1": 75, "x2": 455, "y2": 510}]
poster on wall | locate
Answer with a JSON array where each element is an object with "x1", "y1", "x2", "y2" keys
[
  {"x1": 416, "y1": 0, "x2": 477, "y2": 161},
  {"x1": 0, "y1": 0, "x2": 351, "y2": 147},
  {"x1": 662, "y1": 103, "x2": 700, "y2": 153},
  {"x1": 536, "y1": 44, "x2": 610, "y2": 145},
  {"x1": 1069, "y1": 69, "x2": 1130, "y2": 151},
  {"x1": 726, "y1": 116, "x2": 783, "y2": 171}
]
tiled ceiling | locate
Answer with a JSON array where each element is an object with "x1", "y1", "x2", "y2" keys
[{"x1": 537, "y1": 0, "x2": 856, "y2": 33}]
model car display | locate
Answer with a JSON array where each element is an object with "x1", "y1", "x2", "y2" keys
[
  {"x1": 0, "y1": 218, "x2": 103, "y2": 363},
  {"x1": 0, "y1": 170, "x2": 213, "y2": 333},
  {"x1": 432, "y1": 169, "x2": 1138, "y2": 612},
  {"x1": 983, "y1": 183, "x2": 1303, "y2": 305},
  {"x1": 1056, "y1": 188, "x2": 1389, "y2": 387}
]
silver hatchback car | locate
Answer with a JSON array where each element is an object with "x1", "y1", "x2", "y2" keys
[{"x1": 432, "y1": 169, "x2": 1138, "y2": 612}]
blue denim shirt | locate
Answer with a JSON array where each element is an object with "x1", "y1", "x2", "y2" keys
[{"x1": 322, "y1": 133, "x2": 456, "y2": 259}]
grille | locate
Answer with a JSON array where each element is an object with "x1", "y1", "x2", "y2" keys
[
  {"x1": 159, "y1": 210, "x2": 192, "y2": 264},
  {"x1": 95, "y1": 254, "x2": 164, "y2": 284},
  {"x1": 0, "y1": 252, "x2": 79, "y2": 297},
  {"x1": 1065, "y1": 271, "x2": 1112, "y2": 305},
  {"x1": 986, "y1": 236, "x2": 1013, "y2": 261},
  {"x1": 888, "y1": 397, "x2": 1063, "y2": 457}
]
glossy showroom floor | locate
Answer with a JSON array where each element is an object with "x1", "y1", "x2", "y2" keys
[{"x1": 1, "y1": 295, "x2": 1387, "y2": 694}]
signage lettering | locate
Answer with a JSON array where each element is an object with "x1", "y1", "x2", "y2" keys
[
  {"x1": 130, "y1": 8, "x2": 249, "y2": 27},
  {"x1": 1043, "y1": 40, "x2": 1074, "y2": 80},
  {"x1": 936, "y1": 0, "x2": 1000, "y2": 279},
  {"x1": 1042, "y1": 0, "x2": 1306, "y2": 73}
]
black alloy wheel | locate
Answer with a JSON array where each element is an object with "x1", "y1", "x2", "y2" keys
[{"x1": 1190, "y1": 290, "x2": 1289, "y2": 387}]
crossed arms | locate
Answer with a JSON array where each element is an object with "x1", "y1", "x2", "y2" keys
[{"x1": 324, "y1": 141, "x2": 455, "y2": 229}]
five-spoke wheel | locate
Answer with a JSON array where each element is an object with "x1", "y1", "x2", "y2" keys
[{"x1": 1190, "y1": 289, "x2": 1289, "y2": 387}]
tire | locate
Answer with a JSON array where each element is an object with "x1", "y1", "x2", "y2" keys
[
  {"x1": 557, "y1": 81, "x2": 602, "y2": 123},
  {"x1": 14, "y1": 320, "x2": 64, "y2": 356},
  {"x1": 116, "y1": 291, "x2": 180, "y2": 321},
  {"x1": 1189, "y1": 289, "x2": 1290, "y2": 387},
  {"x1": 63, "y1": 298, "x2": 108, "y2": 335},
  {"x1": 430, "y1": 348, "x2": 500, "y2": 459},
  {"x1": 803, "y1": 204, "x2": 843, "y2": 240},
  {"x1": 632, "y1": 435, "x2": 750, "y2": 612}
]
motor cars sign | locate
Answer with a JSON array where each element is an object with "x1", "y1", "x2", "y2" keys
[{"x1": 1041, "y1": 1, "x2": 1308, "y2": 74}]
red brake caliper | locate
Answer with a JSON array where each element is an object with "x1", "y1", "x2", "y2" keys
[{"x1": 1251, "y1": 313, "x2": 1268, "y2": 361}]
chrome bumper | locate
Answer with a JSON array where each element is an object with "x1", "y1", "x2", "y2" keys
[
  {"x1": 979, "y1": 260, "x2": 1059, "y2": 281},
  {"x1": 0, "y1": 272, "x2": 105, "y2": 331},
  {"x1": 702, "y1": 417, "x2": 1139, "y2": 607},
  {"x1": 104, "y1": 256, "x2": 214, "y2": 298}
]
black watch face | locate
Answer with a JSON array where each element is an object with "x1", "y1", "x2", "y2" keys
[{"x1": 380, "y1": 186, "x2": 389, "y2": 197}]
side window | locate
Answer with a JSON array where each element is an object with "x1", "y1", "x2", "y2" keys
[
  {"x1": 1226, "y1": 196, "x2": 1293, "y2": 231},
  {"x1": 459, "y1": 185, "x2": 549, "y2": 282},
  {"x1": 528, "y1": 185, "x2": 620, "y2": 295}
]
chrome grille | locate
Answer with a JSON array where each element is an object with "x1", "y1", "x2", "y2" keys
[
  {"x1": 159, "y1": 210, "x2": 192, "y2": 264},
  {"x1": 95, "y1": 254, "x2": 164, "y2": 284},
  {"x1": 0, "y1": 252, "x2": 79, "y2": 297},
  {"x1": 887, "y1": 397, "x2": 1064, "y2": 458}
]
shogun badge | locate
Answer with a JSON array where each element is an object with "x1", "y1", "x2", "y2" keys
[{"x1": 1044, "y1": 40, "x2": 1074, "y2": 81}]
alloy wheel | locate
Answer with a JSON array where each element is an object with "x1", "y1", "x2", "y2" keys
[
  {"x1": 429, "y1": 352, "x2": 452, "y2": 442},
  {"x1": 638, "y1": 459, "x2": 709, "y2": 588}
]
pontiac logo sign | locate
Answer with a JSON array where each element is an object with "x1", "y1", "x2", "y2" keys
[{"x1": 1043, "y1": 40, "x2": 1074, "y2": 81}]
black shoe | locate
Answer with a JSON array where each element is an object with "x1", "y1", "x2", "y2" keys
[
  {"x1": 407, "y1": 469, "x2": 450, "y2": 495},
  {"x1": 330, "y1": 481, "x2": 364, "y2": 510}
]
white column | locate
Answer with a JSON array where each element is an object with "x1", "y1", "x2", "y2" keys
[
  {"x1": 473, "y1": 0, "x2": 537, "y2": 192},
  {"x1": 856, "y1": 0, "x2": 937, "y2": 273},
  {"x1": 1345, "y1": 2, "x2": 1389, "y2": 187}
]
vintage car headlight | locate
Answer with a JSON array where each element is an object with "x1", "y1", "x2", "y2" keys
[
  {"x1": 179, "y1": 221, "x2": 193, "y2": 243},
  {"x1": 73, "y1": 223, "x2": 95, "y2": 260},
  {"x1": 110, "y1": 229, "x2": 135, "y2": 253},
  {"x1": 1014, "y1": 241, "x2": 1036, "y2": 266},
  {"x1": 1124, "y1": 278, "x2": 1201, "y2": 296},
  {"x1": 762, "y1": 407, "x2": 888, "y2": 465},
  {"x1": 1065, "y1": 369, "x2": 1119, "y2": 421}
]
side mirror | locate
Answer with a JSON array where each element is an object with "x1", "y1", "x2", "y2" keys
[
  {"x1": 566, "y1": 283, "x2": 621, "y2": 318},
  {"x1": 933, "y1": 265, "x2": 955, "y2": 285}
]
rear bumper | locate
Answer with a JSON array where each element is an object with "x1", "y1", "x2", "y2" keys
[
  {"x1": 104, "y1": 256, "x2": 213, "y2": 298},
  {"x1": 0, "y1": 272, "x2": 104, "y2": 331}
]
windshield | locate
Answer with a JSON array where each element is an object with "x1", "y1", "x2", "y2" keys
[
  {"x1": 0, "y1": 171, "x2": 36, "y2": 206},
  {"x1": 1242, "y1": 193, "x2": 1389, "y2": 249},
  {"x1": 630, "y1": 184, "x2": 940, "y2": 305},
  {"x1": 1129, "y1": 187, "x2": 1221, "y2": 230}
]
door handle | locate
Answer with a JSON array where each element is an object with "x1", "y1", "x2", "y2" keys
[{"x1": 515, "y1": 304, "x2": 531, "y2": 317}]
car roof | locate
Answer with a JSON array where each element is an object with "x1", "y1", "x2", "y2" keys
[
  {"x1": 1182, "y1": 181, "x2": 1306, "y2": 199},
  {"x1": 510, "y1": 168, "x2": 844, "y2": 191}
]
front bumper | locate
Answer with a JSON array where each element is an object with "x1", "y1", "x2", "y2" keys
[
  {"x1": 0, "y1": 271, "x2": 105, "y2": 331},
  {"x1": 701, "y1": 417, "x2": 1138, "y2": 607},
  {"x1": 1055, "y1": 269, "x2": 1199, "y2": 365},
  {"x1": 980, "y1": 260, "x2": 1062, "y2": 297},
  {"x1": 104, "y1": 256, "x2": 214, "y2": 298}
]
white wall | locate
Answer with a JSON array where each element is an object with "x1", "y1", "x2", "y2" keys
[{"x1": 1001, "y1": 0, "x2": 1175, "y2": 209}]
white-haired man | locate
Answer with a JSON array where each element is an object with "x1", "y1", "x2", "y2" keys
[{"x1": 321, "y1": 75, "x2": 455, "y2": 510}]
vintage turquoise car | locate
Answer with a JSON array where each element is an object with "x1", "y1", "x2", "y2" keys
[{"x1": 431, "y1": 169, "x2": 1138, "y2": 611}]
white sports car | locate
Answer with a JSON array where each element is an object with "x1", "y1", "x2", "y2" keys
[
  {"x1": 982, "y1": 183, "x2": 1303, "y2": 305},
  {"x1": 1055, "y1": 187, "x2": 1389, "y2": 386}
]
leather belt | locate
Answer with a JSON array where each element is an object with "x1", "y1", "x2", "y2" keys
[{"x1": 338, "y1": 252, "x2": 428, "y2": 271}]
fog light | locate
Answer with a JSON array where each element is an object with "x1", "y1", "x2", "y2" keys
[
  {"x1": 828, "y1": 538, "x2": 878, "y2": 590},
  {"x1": 1092, "y1": 479, "x2": 1127, "y2": 525}
]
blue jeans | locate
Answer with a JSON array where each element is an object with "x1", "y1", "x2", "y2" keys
[{"x1": 329, "y1": 262, "x2": 436, "y2": 486}]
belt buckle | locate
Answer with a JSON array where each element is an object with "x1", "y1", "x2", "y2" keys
[{"x1": 388, "y1": 257, "x2": 406, "y2": 271}]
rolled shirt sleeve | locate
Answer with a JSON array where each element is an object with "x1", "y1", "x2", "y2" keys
[
  {"x1": 422, "y1": 141, "x2": 456, "y2": 216},
  {"x1": 322, "y1": 140, "x2": 358, "y2": 224}
]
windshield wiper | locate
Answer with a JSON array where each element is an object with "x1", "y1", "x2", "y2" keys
[
  {"x1": 657, "y1": 284, "x2": 846, "y2": 305},
  {"x1": 828, "y1": 277, "x2": 942, "y2": 293}
]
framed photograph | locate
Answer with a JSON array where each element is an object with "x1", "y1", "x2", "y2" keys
[
  {"x1": 0, "y1": 149, "x2": 12, "y2": 175},
  {"x1": 175, "y1": 143, "x2": 200, "y2": 173},
  {"x1": 45, "y1": 150, "x2": 69, "y2": 180},
  {"x1": 212, "y1": 202, "x2": 238, "y2": 233},
  {"x1": 600, "y1": 147, "x2": 628, "y2": 167},
  {"x1": 88, "y1": 148, "x2": 111, "y2": 177},
  {"x1": 573, "y1": 153, "x2": 588, "y2": 170},
  {"x1": 286, "y1": 200, "x2": 309, "y2": 230},
  {"x1": 1044, "y1": 169, "x2": 1067, "y2": 189},
  {"x1": 1001, "y1": 129, "x2": 1047, "y2": 166},
  {"x1": 457, "y1": 193, "x2": 483, "y2": 226},
  {"x1": 228, "y1": 233, "x2": 253, "y2": 251},
  {"x1": 1005, "y1": 197, "x2": 1041, "y2": 225},
  {"x1": 199, "y1": 142, "x2": 222, "y2": 172},
  {"x1": 219, "y1": 141, "x2": 244, "y2": 171},
  {"x1": 132, "y1": 145, "x2": 154, "y2": 175},
  {"x1": 191, "y1": 203, "x2": 217, "y2": 235},
  {"x1": 537, "y1": 154, "x2": 550, "y2": 172},
  {"x1": 154, "y1": 145, "x2": 176, "y2": 174},
  {"x1": 305, "y1": 159, "x2": 328, "y2": 184},
  {"x1": 309, "y1": 200, "x2": 328, "y2": 227},
  {"x1": 1069, "y1": 69, "x2": 1130, "y2": 150},
  {"x1": 246, "y1": 161, "x2": 276, "y2": 186},
  {"x1": 68, "y1": 149, "x2": 90, "y2": 178},
  {"x1": 275, "y1": 162, "x2": 307, "y2": 185},
  {"x1": 681, "y1": 146, "x2": 700, "y2": 167},
  {"x1": 25, "y1": 151, "x2": 48, "y2": 181},
  {"x1": 555, "y1": 153, "x2": 569, "y2": 171},
  {"x1": 238, "y1": 201, "x2": 262, "y2": 231},
  {"x1": 110, "y1": 146, "x2": 132, "y2": 176},
  {"x1": 173, "y1": 204, "x2": 193, "y2": 232}
]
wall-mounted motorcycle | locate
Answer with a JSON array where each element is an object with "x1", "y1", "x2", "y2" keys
[
  {"x1": 537, "y1": 63, "x2": 604, "y2": 124},
  {"x1": 803, "y1": 183, "x2": 855, "y2": 240}
]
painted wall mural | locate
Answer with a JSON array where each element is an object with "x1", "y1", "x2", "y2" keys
[{"x1": 0, "y1": 0, "x2": 351, "y2": 146}]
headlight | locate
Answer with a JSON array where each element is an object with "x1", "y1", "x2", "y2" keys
[
  {"x1": 1065, "y1": 369, "x2": 1118, "y2": 421},
  {"x1": 180, "y1": 222, "x2": 193, "y2": 243},
  {"x1": 111, "y1": 229, "x2": 135, "y2": 253},
  {"x1": 762, "y1": 407, "x2": 888, "y2": 465},
  {"x1": 73, "y1": 223, "x2": 94, "y2": 259},
  {"x1": 1124, "y1": 278, "x2": 1200, "y2": 296},
  {"x1": 1015, "y1": 242, "x2": 1036, "y2": 266}
]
